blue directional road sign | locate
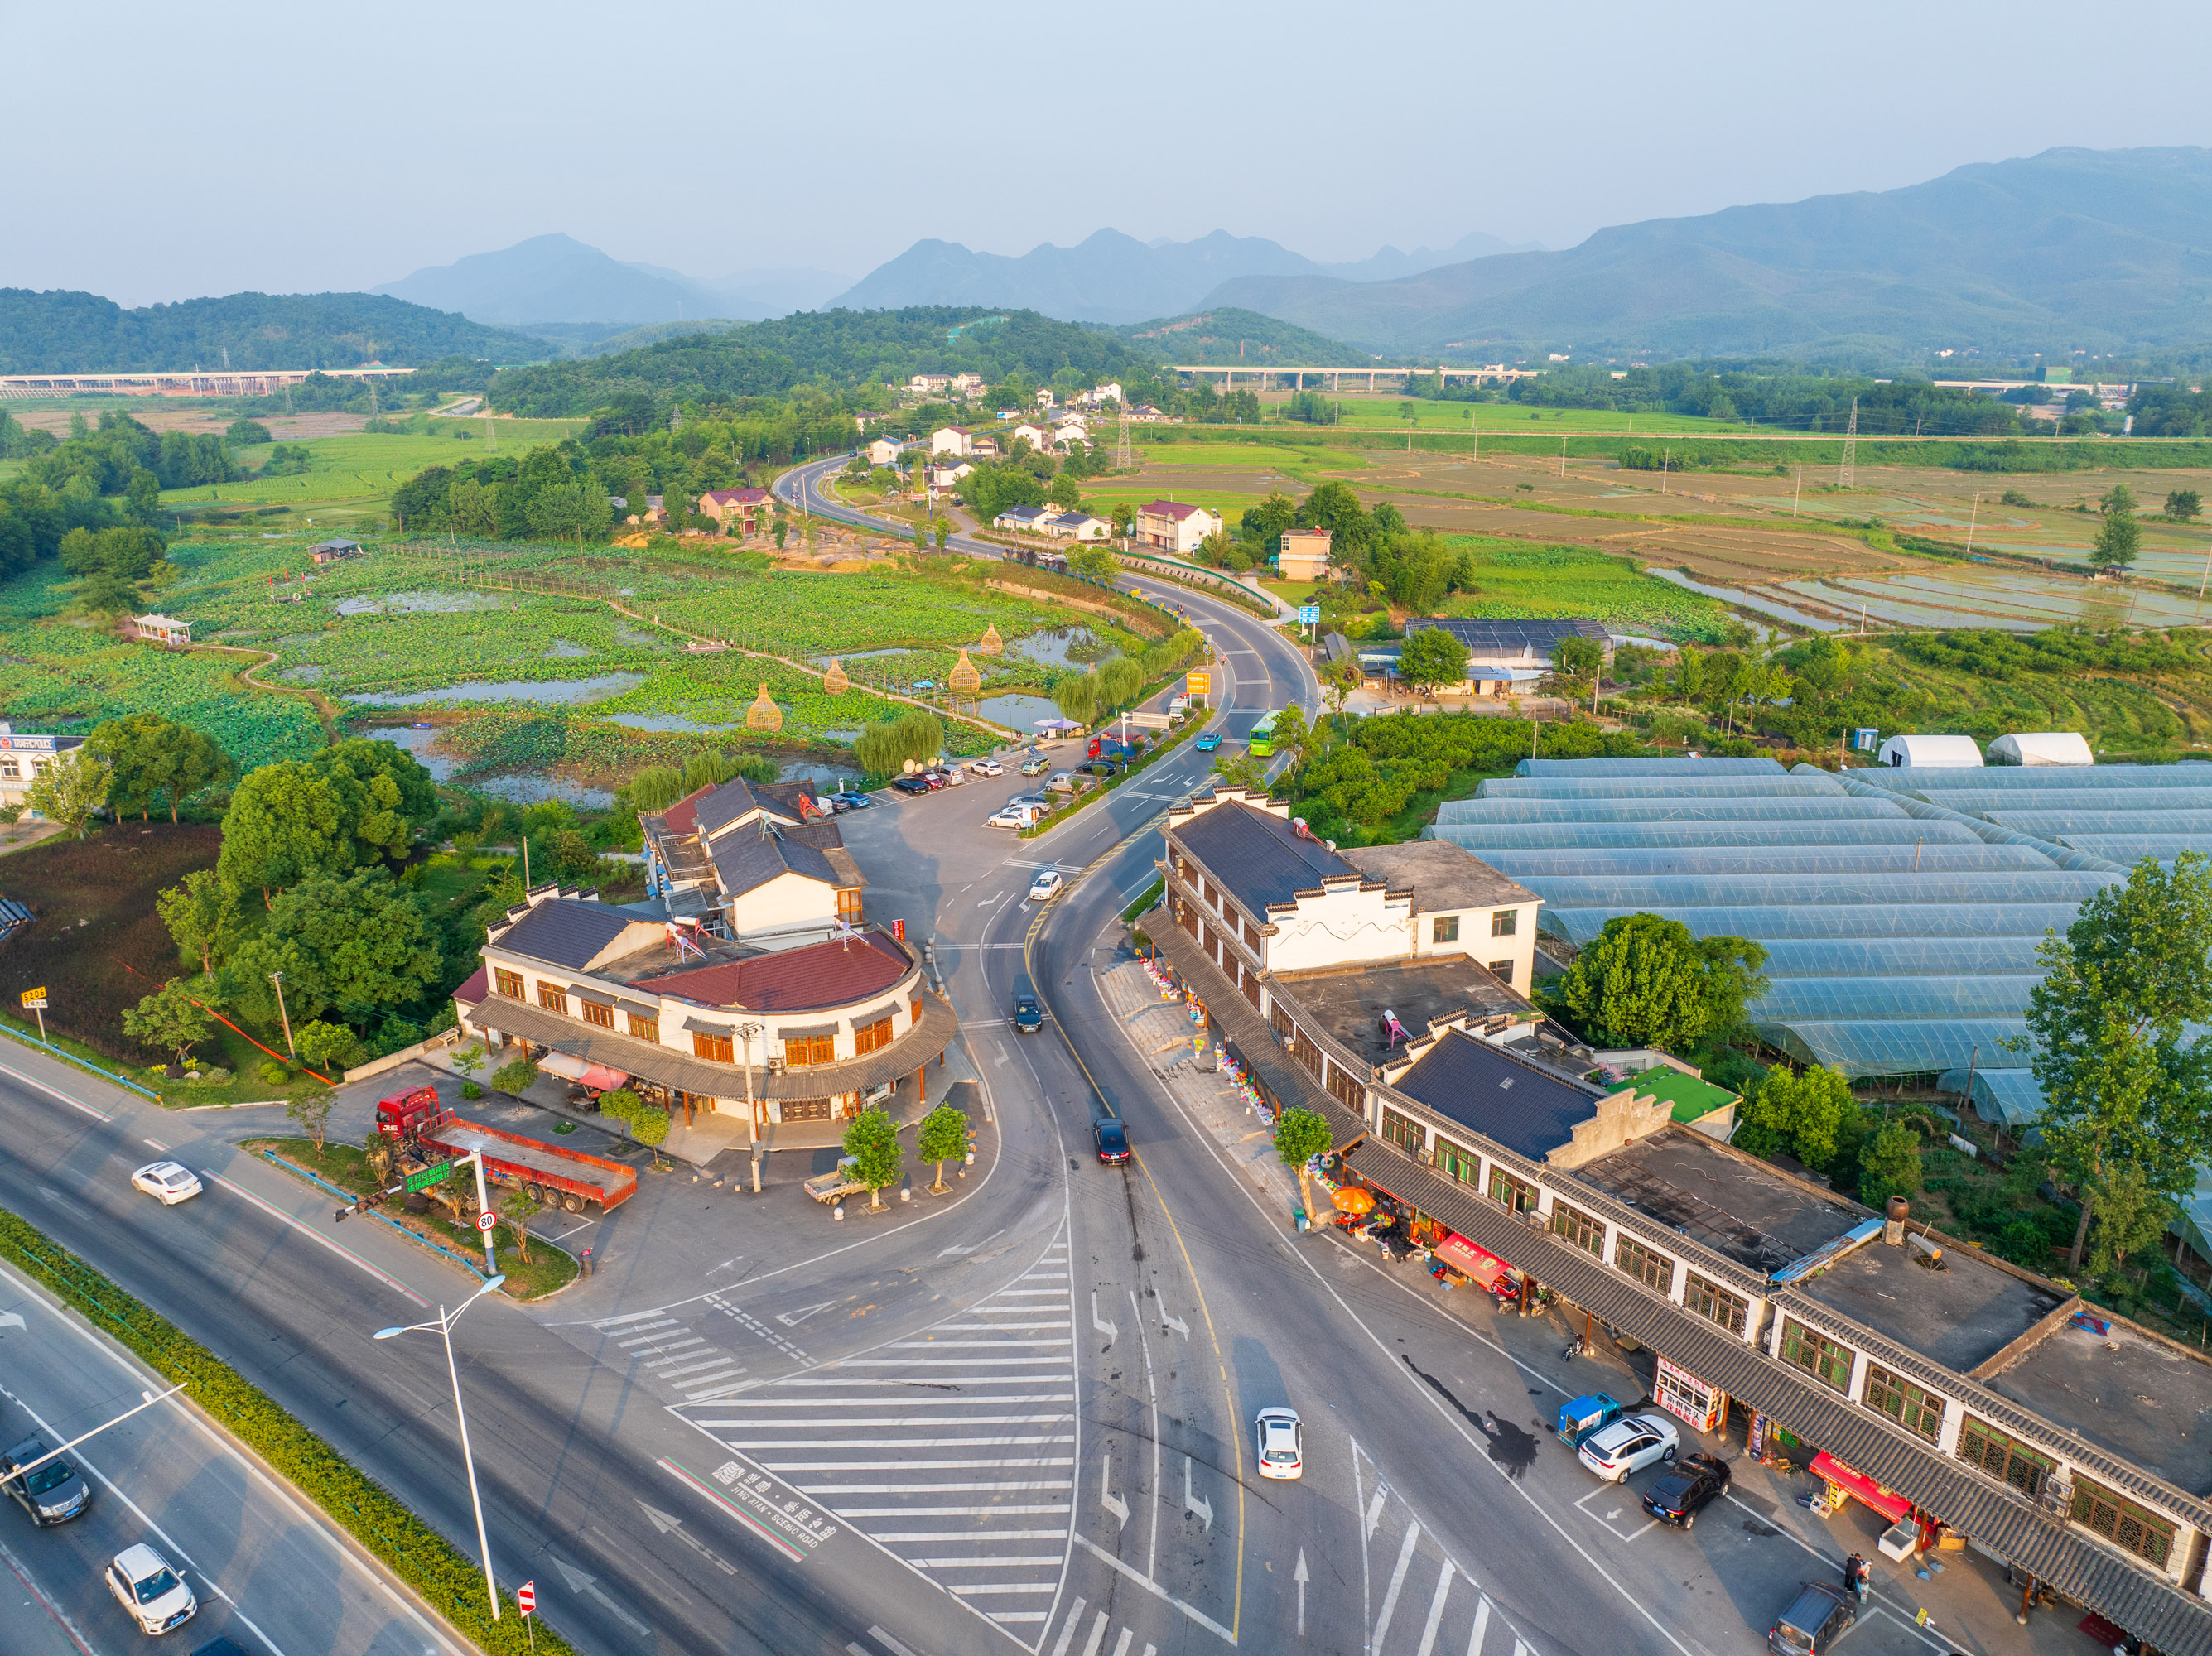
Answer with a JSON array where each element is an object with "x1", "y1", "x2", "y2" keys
[{"x1": 1298, "y1": 605, "x2": 1321, "y2": 625}]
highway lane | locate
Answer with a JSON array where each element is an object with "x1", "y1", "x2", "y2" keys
[{"x1": 0, "y1": 1043, "x2": 1021, "y2": 1656}]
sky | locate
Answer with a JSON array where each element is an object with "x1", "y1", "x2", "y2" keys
[{"x1": 10, "y1": 0, "x2": 2211, "y2": 307}]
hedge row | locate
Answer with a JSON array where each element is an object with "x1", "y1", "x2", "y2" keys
[
  {"x1": 1019, "y1": 708, "x2": 1204, "y2": 839},
  {"x1": 0, "y1": 1206, "x2": 571, "y2": 1656}
]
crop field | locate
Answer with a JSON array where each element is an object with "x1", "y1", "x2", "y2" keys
[{"x1": 1435, "y1": 538, "x2": 1732, "y2": 639}]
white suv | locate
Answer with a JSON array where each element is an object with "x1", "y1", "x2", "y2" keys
[{"x1": 105, "y1": 1543, "x2": 197, "y2": 1634}]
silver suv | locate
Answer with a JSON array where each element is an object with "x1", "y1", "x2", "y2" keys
[{"x1": 1, "y1": 1436, "x2": 90, "y2": 1526}]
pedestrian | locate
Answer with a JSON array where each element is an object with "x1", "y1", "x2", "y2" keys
[{"x1": 1844, "y1": 1553, "x2": 1869, "y2": 1601}]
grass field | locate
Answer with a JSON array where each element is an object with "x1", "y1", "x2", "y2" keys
[
  {"x1": 157, "y1": 424, "x2": 586, "y2": 533},
  {"x1": 1252, "y1": 393, "x2": 1749, "y2": 436},
  {"x1": 1438, "y1": 537, "x2": 1732, "y2": 639}
]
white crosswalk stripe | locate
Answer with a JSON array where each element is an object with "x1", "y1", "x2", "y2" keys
[
  {"x1": 1362, "y1": 1500, "x2": 1539, "y2": 1656},
  {"x1": 590, "y1": 1310, "x2": 747, "y2": 1398},
  {"x1": 679, "y1": 1230, "x2": 1077, "y2": 1642},
  {"x1": 1042, "y1": 1599, "x2": 1156, "y2": 1656}
]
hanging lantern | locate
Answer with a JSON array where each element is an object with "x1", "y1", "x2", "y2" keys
[
  {"x1": 978, "y1": 622, "x2": 1004, "y2": 656},
  {"x1": 822, "y1": 658, "x2": 851, "y2": 694},
  {"x1": 948, "y1": 649, "x2": 981, "y2": 696},
  {"x1": 745, "y1": 682, "x2": 783, "y2": 733}
]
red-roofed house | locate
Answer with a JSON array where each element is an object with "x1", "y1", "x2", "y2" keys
[
  {"x1": 698, "y1": 488, "x2": 772, "y2": 535},
  {"x1": 1136, "y1": 499, "x2": 1224, "y2": 556}
]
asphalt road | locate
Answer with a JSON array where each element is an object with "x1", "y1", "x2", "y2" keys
[{"x1": 0, "y1": 467, "x2": 1938, "y2": 1656}]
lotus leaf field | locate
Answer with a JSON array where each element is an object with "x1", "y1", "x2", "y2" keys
[{"x1": 0, "y1": 532, "x2": 1147, "y2": 777}]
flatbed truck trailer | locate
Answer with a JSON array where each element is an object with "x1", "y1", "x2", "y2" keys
[{"x1": 376, "y1": 1087, "x2": 639, "y2": 1215}]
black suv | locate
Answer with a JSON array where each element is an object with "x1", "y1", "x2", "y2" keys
[
  {"x1": 1641, "y1": 1451, "x2": 1732, "y2": 1528},
  {"x1": 1, "y1": 1436, "x2": 91, "y2": 1526},
  {"x1": 1012, "y1": 977, "x2": 1043, "y2": 1033}
]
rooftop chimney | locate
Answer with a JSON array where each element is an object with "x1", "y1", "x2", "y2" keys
[{"x1": 1884, "y1": 1194, "x2": 1909, "y2": 1245}]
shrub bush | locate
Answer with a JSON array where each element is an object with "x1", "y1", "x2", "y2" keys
[{"x1": 460, "y1": 1080, "x2": 482, "y2": 1099}]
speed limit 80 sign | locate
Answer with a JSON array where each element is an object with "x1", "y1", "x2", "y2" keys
[{"x1": 477, "y1": 1211, "x2": 498, "y2": 1233}]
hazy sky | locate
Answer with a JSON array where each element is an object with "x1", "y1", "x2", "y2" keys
[{"x1": 11, "y1": 0, "x2": 2210, "y2": 306}]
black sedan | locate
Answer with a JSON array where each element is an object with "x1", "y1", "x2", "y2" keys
[
  {"x1": 890, "y1": 776, "x2": 932, "y2": 796},
  {"x1": 1641, "y1": 1451, "x2": 1732, "y2": 1528},
  {"x1": 1094, "y1": 1119, "x2": 1131, "y2": 1165}
]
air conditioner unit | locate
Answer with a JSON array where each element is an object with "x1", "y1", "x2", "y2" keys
[{"x1": 1417, "y1": 1147, "x2": 1434, "y2": 1167}]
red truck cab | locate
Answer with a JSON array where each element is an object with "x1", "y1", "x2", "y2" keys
[{"x1": 377, "y1": 1086, "x2": 446, "y2": 1139}]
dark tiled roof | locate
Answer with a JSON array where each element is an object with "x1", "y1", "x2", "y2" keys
[
  {"x1": 638, "y1": 931, "x2": 913, "y2": 1012},
  {"x1": 1405, "y1": 617, "x2": 1609, "y2": 655},
  {"x1": 1390, "y1": 1028, "x2": 1597, "y2": 1160},
  {"x1": 1173, "y1": 802, "x2": 1357, "y2": 914},
  {"x1": 695, "y1": 780, "x2": 764, "y2": 837},
  {"x1": 494, "y1": 899, "x2": 639, "y2": 970}
]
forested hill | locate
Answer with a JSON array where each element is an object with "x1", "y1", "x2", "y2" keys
[
  {"x1": 488, "y1": 307, "x2": 1168, "y2": 417},
  {"x1": 0, "y1": 290, "x2": 546, "y2": 373},
  {"x1": 1116, "y1": 307, "x2": 1386, "y2": 366}
]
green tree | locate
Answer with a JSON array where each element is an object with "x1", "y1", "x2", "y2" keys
[
  {"x1": 2094, "y1": 491, "x2": 2142, "y2": 572},
  {"x1": 294, "y1": 1018, "x2": 361, "y2": 1076},
  {"x1": 1270, "y1": 703, "x2": 1310, "y2": 768},
  {"x1": 1398, "y1": 627, "x2": 1469, "y2": 694},
  {"x1": 1070, "y1": 544, "x2": 1119, "y2": 583},
  {"x1": 2023, "y1": 852, "x2": 2212, "y2": 1273},
  {"x1": 918, "y1": 1101, "x2": 970, "y2": 1192},
  {"x1": 841, "y1": 1105, "x2": 904, "y2": 1211},
  {"x1": 1671, "y1": 646, "x2": 1707, "y2": 701},
  {"x1": 1275, "y1": 1106, "x2": 1333, "y2": 1167},
  {"x1": 227, "y1": 419, "x2": 272, "y2": 446},
  {"x1": 1556, "y1": 913, "x2": 1768, "y2": 1052},
  {"x1": 1742, "y1": 1065, "x2": 1855, "y2": 1169},
  {"x1": 1047, "y1": 472, "x2": 1082, "y2": 509},
  {"x1": 286, "y1": 1087, "x2": 336, "y2": 1158},
  {"x1": 88, "y1": 713, "x2": 227, "y2": 822},
  {"x1": 2084, "y1": 1163, "x2": 2172, "y2": 1278},
  {"x1": 311, "y1": 738, "x2": 438, "y2": 868},
  {"x1": 2166, "y1": 489, "x2": 2203, "y2": 522},
  {"x1": 227, "y1": 868, "x2": 441, "y2": 1028},
  {"x1": 1110, "y1": 501, "x2": 1135, "y2": 538},
  {"x1": 933, "y1": 517, "x2": 950, "y2": 551},
  {"x1": 157, "y1": 869, "x2": 240, "y2": 975},
  {"x1": 628, "y1": 765, "x2": 687, "y2": 810},
  {"x1": 1096, "y1": 657, "x2": 1145, "y2": 710},
  {"x1": 1053, "y1": 672, "x2": 1102, "y2": 727},
  {"x1": 121, "y1": 978, "x2": 211, "y2": 1070},
  {"x1": 27, "y1": 748, "x2": 109, "y2": 839},
  {"x1": 492, "y1": 1057, "x2": 539, "y2": 1095},
  {"x1": 499, "y1": 1188, "x2": 543, "y2": 1264},
  {"x1": 1552, "y1": 634, "x2": 1603, "y2": 688},
  {"x1": 1322, "y1": 656, "x2": 1363, "y2": 730},
  {"x1": 1858, "y1": 1121, "x2": 1925, "y2": 1208},
  {"x1": 219, "y1": 761, "x2": 346, "y2": 903}
]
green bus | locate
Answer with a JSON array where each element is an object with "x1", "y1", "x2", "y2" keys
[{"x1": 1246, "y1": 710, "x2": 1279, "y2": 758}]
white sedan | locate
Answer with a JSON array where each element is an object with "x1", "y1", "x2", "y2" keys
[
  {"x1": 1577, "y1": 1412, "x2": 1679, "y2": 1483},
  {"x1": 987, "y1": 806, "x2": 1029, "y2": 830},
  {"x1": 1255, "y1": 1408, "x2": 1304, "y2": 1480},
  {"x1": 131, "y1": 1162, "x2": 203, "y2": 1206},
  {"x1": 968, "y1": 758, "x2": 1005, "y2": 777},
  {"x1": 1028, "y1": 869, "x2": 1064, "y2": 902},
  {"x1": 105, "y1": 1543, "x2": 197, "y2": 1635}
]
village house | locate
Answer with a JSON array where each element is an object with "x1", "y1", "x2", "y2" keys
[
  {"x1": 994, "y1": 504, "x2": 1052, "y2": 534},
  {"x1": 308, "y1": 538, "x2": 363, "y2": 565},
  {"x1": 0, "y1": 724, "x2": 85, "y2": 813},
  {"x1": 1043, "y1": 510, "x2": 1111, "y2": 542},
  {"x1": 865, "y1": 436, "x2": 906, "y2": 466},
  {"x1": 928, "y1": 461, "x2": 976, "y2": 489},
  {"x1": 1400, "y1": 618, "x2": 1612, "y2": 697},
  {"x1": 908, "y1": 373, "x2": 951, "y2": 397},
  {"x1": 1135, "y1": 499, "x2": 1223, "y2": 556},
  {"x1": 1276, "y1": 527, "x2": 1332, "y2": 582},
  {"x1": 697, "y1": 488, "x2": 773, "y2": 535},
  {"x1": 1010, "y1": 422, "x2": 1052, "y2": 451},
  {"x1": 930, "y1": 426, "x2": 972, "y2": 457},
  {"x1": 948, "y1": 373, "x2": 985, "y2": 398}
]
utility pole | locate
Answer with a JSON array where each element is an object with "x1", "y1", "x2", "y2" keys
[
  {"x1": 1661, "y1": 449, "x2": 1670, "y2": 494},
  {"x1": 1792, "y1": 464, "x2": 1803, "y2": 518},
  {"x1": 1559, "y1": 436, "x2": 1567, "y2": 478},
  {"x1": 1964, "y1": 491, "x2": 1979, "y2": 556},
  {"x1": 268, "y1": 971, "x2": 296, "y2": 1057},
  {"x1": 1839, "y1": 397, "x2": 1858, "y2": 488}
]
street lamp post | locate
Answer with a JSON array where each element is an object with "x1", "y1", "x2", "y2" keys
[
  {"x1": 374, "y1": 1273, "x2": 508, "y2": 1621},
  {"x1": 268, "y1": 971, "x2": 296, "y2": 1058},
  {"x1": 738, "y1": 1020, "x2": 764, "y2": 1192}
]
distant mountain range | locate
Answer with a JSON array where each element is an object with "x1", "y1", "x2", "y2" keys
[
  {"x1": 827, "y1": 229, "x2": 1537, "y2": 325},
  {"x1": 1201, "y1": 147, "x2": 2212, "y2": 359},
  {"x1": 372, "y1": 234, "x2": 851, "y2": 333},
  {"x1": 0, "y1": 289, "x2": 541, "y2": 374}
]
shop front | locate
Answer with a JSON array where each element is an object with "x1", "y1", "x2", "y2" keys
[
  {"x1": 1652, "y1": 1355, "x2": 1729, "y2": 1436},
  {"x1": 1809, "y1": 1451, "x2": 1915, "y2": 1526}
]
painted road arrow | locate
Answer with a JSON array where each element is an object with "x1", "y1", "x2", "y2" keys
[
  {"x1": 639, "y1": 1501, "x2": 739, "y2": 1577},
  {"x1": 1100, "y1": 1450, "x2": 1129, "y2": 1528},
  {"x1": 1090, "y1": 1290, "x2": 1116, "y2": 1350},
  {"x1": 1183, "y1": 1456, "x2": 1212, "y2": 1534},
  {"x1": 1295, "y1": 1548, "x2": 1309, "y2": 1636},
  {"x1": 550, "y1": 1556, "x2": 652, "y2": 1635}
]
